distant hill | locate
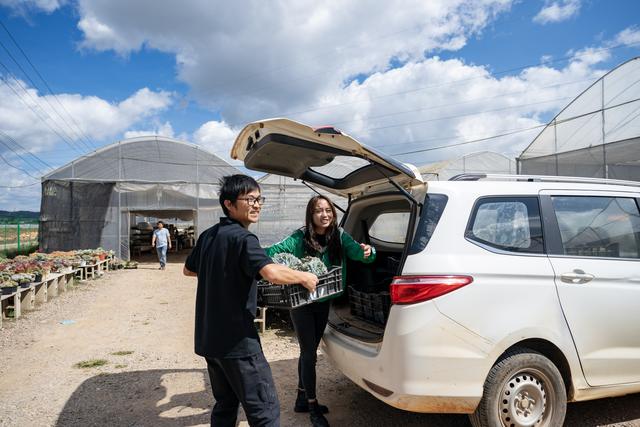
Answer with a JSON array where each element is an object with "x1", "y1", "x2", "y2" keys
[{"x1": 0, "y1": 211, "x2": 39, "y2": 222}]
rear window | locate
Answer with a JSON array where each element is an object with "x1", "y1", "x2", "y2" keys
[
  {"x1": 466, "y1": 196, "x2": 544, "y2": 254},
  {"x1": 369, "y1": 212, "x2": 411, "y2": 244},
  {"x1": 409, "y1": 194, "x2": 448, "y2": 254},
  {"x1": 551, "y1": 196, "x2": 640, "y2": 259}
]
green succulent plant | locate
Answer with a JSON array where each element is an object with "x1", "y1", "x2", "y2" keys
[{"x1": 270, "y1": 253, "x2": 327, "y2": 276}]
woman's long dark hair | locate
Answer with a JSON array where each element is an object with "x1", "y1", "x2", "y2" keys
[{"x1": 304, "y1": 195, "x2": 342, "y2": 265}]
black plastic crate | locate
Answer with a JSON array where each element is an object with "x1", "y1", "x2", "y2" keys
[
  {"x1": 349, "y1": 286, "x2": 391, "y2": 325},
  {"x1": 258, "y1": 267, "x2": 342, "y2": 309}
]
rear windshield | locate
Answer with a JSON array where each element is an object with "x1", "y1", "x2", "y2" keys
[{"x1": 409, "y1": 193, "x2": 448, "y2": 254}]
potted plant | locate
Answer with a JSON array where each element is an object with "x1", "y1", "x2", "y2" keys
[{"x1": 1, "y1": 279, "x2": 18, "y2": 295}]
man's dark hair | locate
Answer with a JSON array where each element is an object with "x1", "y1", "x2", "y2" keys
[
  {"x1": 219, "y1": 174, "x2": 261, "y2": 216},
  {"x1": 157, "y1": 221, "x2": 164, "y2": 226}
]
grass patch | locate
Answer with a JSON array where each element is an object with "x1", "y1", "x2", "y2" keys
[
  {"x1": 115, "y1": 364, "x2": 128, "y2": 369},
  {"x1": 74, "y1": 359, "x2": 108, "y2": 368},
  {"x1": 111, "y1": 350, "x2": 134, "y2": 356}
]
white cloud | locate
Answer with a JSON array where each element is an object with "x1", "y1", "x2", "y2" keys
[
  {"x1": 123, "y1": 121, "x2": 175, "y2": 139},
  {"x1": 192, "y1": 120, "x2": 242, "y2": 164},
  {"x1": 533, "y1": 0, "x2": 581, "y2": 24},
  {"x1": 0, "y1": 0, "x2": 65, "y2": 14},
  {"x1": 0, "y1": 83, "x2": 173, "y2": 154},
  {"x1": 75, "y1": 0, "x2": 515, "y2": 124},
  {"x1": 614, "y1": 26, "x2": 640, "y2": 46}
]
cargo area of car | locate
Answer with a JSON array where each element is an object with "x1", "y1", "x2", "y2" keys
[{"x1": 328, "y1": 192, "x2": 417, "y2": 341}]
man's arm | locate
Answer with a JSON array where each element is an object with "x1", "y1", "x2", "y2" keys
[
  {"x1": 259, "y1": 263, "x2": 318, "y2": 292},
  {"x1": 183, "y1": 265, "x2": 197, "y2": 277},
  {"x1": 167, "y1": 229, "x2": 172, "y2": 249},
  {"x1": 151, "y1": 231, "x2": 156, "y2": 247}
]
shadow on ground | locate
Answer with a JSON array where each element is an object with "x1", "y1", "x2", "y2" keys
[
  {"x1": 55, "y1": 368, "x2": 211, "y2": 427},
  {"x1": 54, "y1": 360, "x2": 640, "y2": 427}
]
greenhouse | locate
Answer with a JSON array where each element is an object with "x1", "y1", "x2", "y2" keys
[
  {"x1": 518, "y1": 57, "x2": 640, "y2": 180},
  {"x1": 418, "y1": 151, "x2": 516, "y2": 180},
  {"x1": 39, "y1": 136, "x2": 241, "y2": 260},
  {"x1": 255, "y1": 174, "x2": 346, "y2": 245}
]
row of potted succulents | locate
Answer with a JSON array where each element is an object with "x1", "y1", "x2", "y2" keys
[{"x1": 0, "y1": 248, "x2": 114, "y2": 295}]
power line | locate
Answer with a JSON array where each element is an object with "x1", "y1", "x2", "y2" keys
[
  {"x1": 0, "y1": 20, "x2": 99, "y2": 151},
  {"x1": 364, "y1": 96, "x2": 574, "y2": 133},
  {"x1": 0, "y1": 68, "x2": 86, "y2": 156},
  {"x1": 390, "y1": 95, "x2": 640, "y2": 157},
  {"x1": 0, "y1": 151, "x2": 40, "y2": 179},
  {"x1": 0, "y1": 131, "x2": 53, "y2": 171},
  {"x1": 0, "y1": 181, "x2": 39, "y2": 188},
  {"x1": 0, "y1": 45, "x2": 90, "y2": 154},
  {"x1": 390, "y1": 124, "x2": 546, "y2": 157},
  {"x1": 327, "y1": 77, "x2": 596, "y2": 128}
]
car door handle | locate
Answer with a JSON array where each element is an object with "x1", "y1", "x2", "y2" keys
[{"x1": 560, "y1": 270, "x2": 594, "y2": 284}]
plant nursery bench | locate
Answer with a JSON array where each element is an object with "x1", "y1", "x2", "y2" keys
[{"x1": 254, "y1": 306, "x2": 268, "y2": 333}]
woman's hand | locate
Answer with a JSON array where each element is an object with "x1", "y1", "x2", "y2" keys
[{"x1": 360, "y1": 243, "x2": 372, "y2": 258}]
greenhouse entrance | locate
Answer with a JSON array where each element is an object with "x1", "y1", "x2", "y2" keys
[{"x1": 128, "y1": 209, "x2": 197, "y2": 262}]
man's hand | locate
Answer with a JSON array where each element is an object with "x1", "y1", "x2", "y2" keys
[
  {"x1": 360, "y1": 243, "x2": 372, "y2": 258},
  {"x1": 298, "y1": 271, "x2": 319, "y2": 293}
]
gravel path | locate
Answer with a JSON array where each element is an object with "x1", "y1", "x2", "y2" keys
[{"x1": 0, "y1": 254, "x2": 638, "y2": 427}]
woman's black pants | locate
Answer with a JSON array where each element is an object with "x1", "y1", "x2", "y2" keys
[{"x1": 289, "y1": 300, "x2": 331, "y2": 400}]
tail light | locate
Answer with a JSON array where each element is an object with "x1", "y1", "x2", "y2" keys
[{"x1": 390, "y1": 275, "x2": 473, "y2": 305}]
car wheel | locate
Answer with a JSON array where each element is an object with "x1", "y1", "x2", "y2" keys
[{"x1": 469, "y1": 348, "x2": 567, "y2": 427}]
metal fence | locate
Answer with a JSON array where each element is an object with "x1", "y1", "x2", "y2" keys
[{"x1": 0, "y1": 223, "x2": 39, "y2": 256}]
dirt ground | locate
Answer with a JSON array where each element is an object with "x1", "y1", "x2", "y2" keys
[{"x1": 1, "y1": 253, "x2": 639, "y2": 427}]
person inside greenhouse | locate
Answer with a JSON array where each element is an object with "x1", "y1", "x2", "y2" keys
[
  {"x1": 183, "y1": 174, "x2": 319, "y2": 427},
  {"x1": 265, "y1": 195, "x2": 376, "y2": 427},
  {"x1": 151, "y1": 221, "x2": 171, "y2": 270}
]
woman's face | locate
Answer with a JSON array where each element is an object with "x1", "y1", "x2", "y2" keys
[{"x1": 312, "y1": 199, "x2": 334, "y2": 233}]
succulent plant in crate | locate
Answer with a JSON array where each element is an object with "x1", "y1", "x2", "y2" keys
[
  {"x1": 271, "y1": 253, "x2": 303, "y2": 270},
  {"x1": 299, "y1": 256, "x2": 329, "y2": 276}
]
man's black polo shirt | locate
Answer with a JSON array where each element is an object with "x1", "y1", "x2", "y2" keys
[{"x1": 185, "y1": 217, "x2": 273, "y2": 358}]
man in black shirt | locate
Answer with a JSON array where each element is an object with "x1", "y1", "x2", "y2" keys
[{"x1": 184, "y1": 174, "x2": 318, "y2": 427}]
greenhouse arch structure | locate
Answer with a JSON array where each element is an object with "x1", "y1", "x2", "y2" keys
[
  {"x1": 518, "y1": 57, "x2": 640, "y2": 180},
  {"x1": 39, "y1": 136, "x2": 241, "y2": 260}
]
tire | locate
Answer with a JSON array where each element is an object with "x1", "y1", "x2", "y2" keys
[{"x1": 469, "y1": 348, "x2": 567, "y2": 427}]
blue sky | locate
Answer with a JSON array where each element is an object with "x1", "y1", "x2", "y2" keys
[{"x1": 0, "y1": 0, "x2": 639, "y2": 210}]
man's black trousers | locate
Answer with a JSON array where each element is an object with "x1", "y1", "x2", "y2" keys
[{"x1": 205, "y1": 352, "x2": 280, "y2": 427}]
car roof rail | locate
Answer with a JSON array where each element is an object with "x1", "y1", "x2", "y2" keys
[{"x1": 449, "y1": 173, "x2": 640, "y2": 187}]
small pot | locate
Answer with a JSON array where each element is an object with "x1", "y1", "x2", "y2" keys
[
  {"x1": 1, "y1": 286, "x2": 17, "y2": 295},
  {"x1": 20, "y1": 282, "x2": 31, "y2": 289},
  {"x1": 34, "y1": 272, "x2": 43, "y2": 282}
]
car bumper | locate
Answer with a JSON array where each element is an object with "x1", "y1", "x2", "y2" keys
[{"x1": 321, "y1": 302, "x2": 494, "y2": 414}]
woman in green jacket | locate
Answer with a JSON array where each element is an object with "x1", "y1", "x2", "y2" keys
[{"x1": 266, "y1": 195, "x2": 376, "y2": 427}]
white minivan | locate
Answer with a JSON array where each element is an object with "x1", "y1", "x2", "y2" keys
[{"x1": 231, "y1": 118, "x2": 640, "y2": 427}]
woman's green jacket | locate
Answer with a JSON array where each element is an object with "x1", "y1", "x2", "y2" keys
[{"x1": 265, "y1": 228, "x2": 376, "y2": 302}]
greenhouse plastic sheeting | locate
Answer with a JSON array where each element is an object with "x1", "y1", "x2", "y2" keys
[
  {"x1": 419, "y1": 152, "x2": 516, "y2": 181},
  {"x1": 519, "y1": 57, "x2": 640, "y2": 180},
  {"x1": 254, "y1": 174, "x2": 346, "y2": 245},
  {"x1": 40, "y1": 137, "x2": 238, "y2": 260}
]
